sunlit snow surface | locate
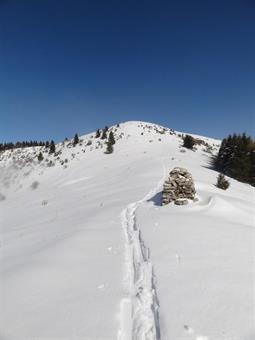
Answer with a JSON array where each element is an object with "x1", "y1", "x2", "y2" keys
[{"x1": 0, "y1": 121, "x2": 254, "y2": 340}]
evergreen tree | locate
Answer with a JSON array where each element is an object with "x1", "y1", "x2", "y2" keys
[
  {"x1": 73, "y1": 133, "x2": 79, "y2": 146},
  {"x1": 101, "y1": 128, "x2": 107, "y2": 140},
  {"x1": 49, "y1": 140, "x2": 55, "y2": 154},
  {"x1": 38, "y1": 152, "x2": 44, "y2": 162},
  {"x1": 105, "y1": 141, "x2": 113, "y2": 154},
  {"x1": 214, "y1": 133, "x2": 255, "y2": 186},
  {"x1": 250, "y1": 149, "x2": 255, "y2": 186},
  {"x1": 95, "y1": 129, "x2": 101, "y2": 138},
  {"x1": 108, "y1": 131, "x2": 115, "y2": 145},
  {"x1": 183, "y1": 135, "x2": 196, "y2": 149},
  {"x1": 45, "y1": 141, "x2": 50, "y2": 148}
]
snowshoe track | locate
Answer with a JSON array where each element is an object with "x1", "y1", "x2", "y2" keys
[{"x1": 119, "y1": 166, "x2": 166, "y2": 340}]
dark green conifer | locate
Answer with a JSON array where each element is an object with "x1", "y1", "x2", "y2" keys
[
  {"x1": 101, "y1": 128, "x2": 107, "y2": 140},
  {"x1": 73, "y1": 133, "x2": 79, "y2": 146},
  {"x1": 183, "y1": 135, "x2": 196, "y2": 149},
  {"x1": 105, "y1": 141, "x2": 113, "y2": 154},
  {"x1": 108, "y1": 131, "x2": 115, "y2": 145},
  {"x1": 95, "y1": 129, "x2": 101, "y2": 138},
  {"x1": 49, "y1": 140, "x2": 55, "y2": 154},
  {"x1": 214, "y1": 133, "x2": 255, "y2": 186},
  {"x1": 38, "y1": 152, "x2": 44, "y2": 162}
]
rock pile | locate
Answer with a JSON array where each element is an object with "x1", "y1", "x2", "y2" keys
[{"x1": 162, "y1": 167, "x2": 196, "y2": 205}]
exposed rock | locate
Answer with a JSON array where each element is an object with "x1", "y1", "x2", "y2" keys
[
  {"x1": 162, "y1": 167, "x2": 196, "y2": 205},
  {"x1": 174, "y1": 199, "x2": 188, "y2": 206}
]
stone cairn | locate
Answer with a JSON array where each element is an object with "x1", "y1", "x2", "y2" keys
[{"x1": 162, "y1": 167, "x2": 196, "y2": 206}]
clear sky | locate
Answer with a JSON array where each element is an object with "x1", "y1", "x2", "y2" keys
[{"x1": 1, "y1": 0, "x2": 254, "y2": 142}]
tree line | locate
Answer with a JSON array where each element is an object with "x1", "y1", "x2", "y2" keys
[
  {"x1": 0, "y1": 140, "x2": 49, "y2": 152},
  {"x1": 0, "y1": 131, "x2": 82, "y2": 153},
  {"x1": 181, "y1": 132, "x2": 255, "y2": 188}
]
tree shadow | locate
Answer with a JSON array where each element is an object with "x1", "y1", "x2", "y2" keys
[
  {"x1": 148, "y1": 191, "x2": 162, "y2": 206},
  {"x1": 202, "y1": 164, "x2": 218, "y2": 172},
  {"x1": 202, "y1": 154, "x2": 217, "y2": 171}
]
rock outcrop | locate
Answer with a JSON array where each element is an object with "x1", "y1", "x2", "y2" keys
[{"x1": 162, "y1": 167, "x2": 196, "y2": 205}]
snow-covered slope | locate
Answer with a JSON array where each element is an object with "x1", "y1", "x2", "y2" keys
[{"x1": 0, "y1": 121, "x2": 254, "y2": 340}]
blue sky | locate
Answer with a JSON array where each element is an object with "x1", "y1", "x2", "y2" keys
[{"x1": 0, "y1": 0, "x2": 254, "y2": 142}]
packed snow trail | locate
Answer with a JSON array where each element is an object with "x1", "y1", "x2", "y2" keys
[{"x1": 119, "y1": 166, "x2": 166, "y2": 340}]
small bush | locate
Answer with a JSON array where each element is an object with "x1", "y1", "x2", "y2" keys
[
  {"x1": 47, "y1": 160, "x2": 55, "y2": 167},
  {"x1": 0, "y1": 193, "x2": 6, "y2": 201},
  {"x1": 216, "y1": 174, "x2": 230, "y2": 190},
  {"x1": 183, "y1": 135, "x2": 196, "y2": 149},
  {"x1": 31, "y1": 181, "x2": 40, "y2": 190},
  {"x1": 105, "y1": 141, "x2": 113, "y2": 154},
  {"x1": 37, "y1": 152, "x2": 43, "y2": 162}
]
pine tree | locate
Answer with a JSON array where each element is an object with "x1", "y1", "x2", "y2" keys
[
  {"x1": 73, "y1": 133, "x2": 79, "y2": 146},
  {"x1": 49, "y1": 140, "x2": 55, "y2": 154},
  {"x1": 250, "y1": 149, "x2": 255, "y2": 186},
  {"x1": 95, "y1": 129, "x2": 101, "y2": 138},
  {"x1": 183, "y1": 135, "x2": 196, "y2": 149},
  {"x1": 108, "y1": 131, "x2": 115, "y2": 145},
  {"x1": 101, "y1": 128, "x2": 107, "y2": 140},
  {"x1": 38, "y1": 152, "x2": 44, "y2": 162},
  {"x1": 214, "y1": 133, "x2": 255, "y2": 186},
  {"x1": 45, "y1": 141, "x2": 49, "y2": 148},
  {"x1": 105, "y1": 141, "x2": 113, "y2": 154}
]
